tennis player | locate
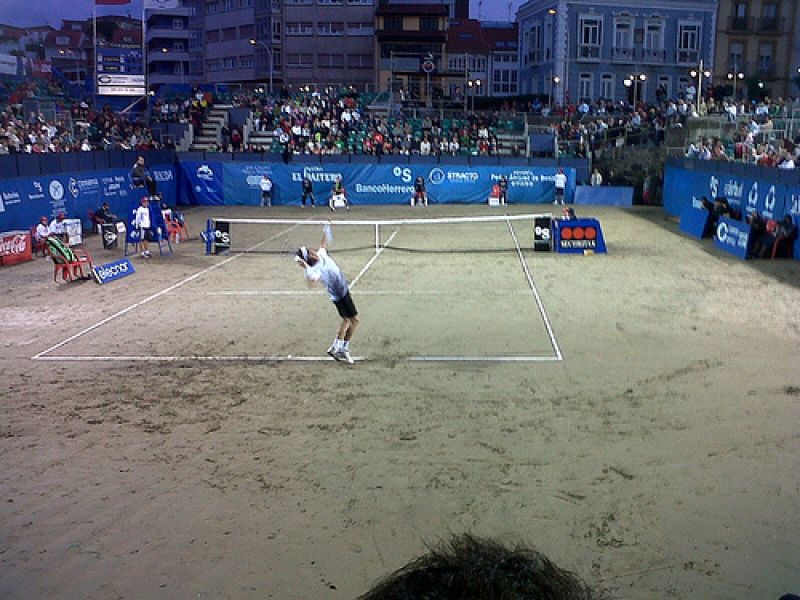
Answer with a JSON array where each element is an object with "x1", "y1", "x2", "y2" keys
[{"x1": 295, "y1": 226, "x2": 359, "y2": 364}]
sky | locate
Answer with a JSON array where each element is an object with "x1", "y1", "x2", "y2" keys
[{"x1": 0, "y1": 0, "x2": 525, "y2": 28}]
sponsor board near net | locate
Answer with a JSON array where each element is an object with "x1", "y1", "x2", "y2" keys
[{"x1": 93, "y1": 258, "x2": 135, "y2": 284}]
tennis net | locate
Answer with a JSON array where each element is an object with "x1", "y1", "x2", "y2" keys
[{"x1": 204, "y1": 213, "x2": 554, "y2": 256}]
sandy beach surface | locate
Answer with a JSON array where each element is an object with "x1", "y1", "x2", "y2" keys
[{"x1": 1, "y1": 204, "x2": 798, "y2": 599}]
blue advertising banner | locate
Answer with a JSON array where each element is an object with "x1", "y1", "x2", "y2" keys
[
  {"x1": 714, "y1": 216, "x2": 750, "y2": 259},
  {"x1": 178, "y1": 161, "x2": 224, "y2": 205},
  {"x1": 93, "y1": 258, "x2": 135, "y2": 284},
  {"x1": 0, "y1": 165, "x2": 177, "y2": 234},
  {"x1": 222, "y1": 162, "x2": 275, "y2": 205},
  {"x1": 574, "y1": 186, "x2": 633, "y2": 206},
  {"x1": 664, "y1": 165, "x2": 790, "y2": 221},
  {"x1": 679, "y1": 206, "x2": 711, "y2": 239},
  {"x1": 553, "y1": 218, "x2": 607, "y2": 254}
]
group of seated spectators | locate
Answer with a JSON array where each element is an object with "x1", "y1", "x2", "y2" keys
[
  {"x1": 699, "y1": 195, "x2": 798, "y2": 258},
  {"x1": 211, "y1": 87, "x2": 516, "y2": 157}
]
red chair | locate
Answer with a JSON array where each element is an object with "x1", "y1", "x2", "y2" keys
[
  {"x1": 49, "y1": 247, "x2": 94, "y2": 282},
  {"x1": 30, "y1": 227, "x2": 47, "y2": 256},
  {"x1": 164, "y1": 211, "x2": 188, "y2": 243}
]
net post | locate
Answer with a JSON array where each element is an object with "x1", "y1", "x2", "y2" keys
[
  {"x1": 204, "y1": 218, "x2": 213, "y2": 255},
  {"x1": 375, "y1": 223, "x2": 381, "y2": 252}
]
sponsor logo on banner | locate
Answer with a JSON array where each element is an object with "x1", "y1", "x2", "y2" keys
[
  {"x1": 747, "y1": 182, "x2": 758, "y2": 210},
  {"x1": 722, "y1": 178, "x2": 744, "y2": 204},
  {"x1": 429, "y1": 168, "x2": 446, "y2": 185},
  {"x1": 2, "y1": 190, "x2": 20, "y2": 206},
  {"x1": 290, "y1": 166, "x2": 342, "y2": 184},
  {"x1": 716, "y1": 220, "x2": 748, "y2": 251},
  {"x1": 0, "y1": 193, "x2": 5, "y2": 213},
  {"x1": 93, "y1": 258, "x2": 135, "y2": 284},
  {"x1": 444, "y1": 170, "x2": 479, "y2": 184},
  {"x1": 764, "y1": 185, "x2": 777, "y2": 216},
  {"x1": 68, "y1": 176, "x2": 100, "y2": 199},
  {"x1": 559, "y1": 224, "x2": 598, "y2": 249},
  {"x1": 790, "y1": 193, "x2": 800, "y2": 216},
  {"x1": 0, "y1": 232, "x2": 29, "y2": 256},
  {"x1": 493, "y1": 170, "x2": 545, "y2": 188},
  {"x1": 28, "y1": 181, "x2": 45, "y2": 201},
  {"x1": 102, "y1": 175, "x2": 128, "y2": 197},
  {"x1": 152, "y1": 168, "x2": 174, "y2": 183},
  {"x1": 709, "y1": 175, "x2": 719, "y2": 198},
  {"x1": 391, "y1": 167, "x2": 413, "y2": 183},
  {"x1": 196, "y1": 165, "x2": 215, "y2": 181},
  {"x1": 49, "y1": 180, "x2": 64, "y2": 201}
]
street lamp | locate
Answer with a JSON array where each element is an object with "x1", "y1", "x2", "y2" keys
[
  {"x1": 727, "y1": 70, "x2": 744, "y2": 101},
  {"x1": 623, "y1": 73, "x2": 646, "y2": 103},
  {"x1": 249, "y1": 38, "x2": 273, "y2": 95},
  {"x1": 689, "y1": 59, "x2": 712, "y2": 113},
  {"x1": 551, "y1": 75, "x2": 560, "y2": 110}
]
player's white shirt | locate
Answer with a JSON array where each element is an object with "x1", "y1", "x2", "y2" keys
[
  {"x1": 554, "y1": 172, "x2": 567, "y2": 189},
  {"x1": 134, "y1": 205, "x2": 151, "y2": 229},
  {"x1": 305, "y1": 248, "x2": 348, "y2": 301}
]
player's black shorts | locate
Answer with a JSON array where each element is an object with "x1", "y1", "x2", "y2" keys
[{"x1": 334, "y1": 292, "x2": 358, "y2": 319}]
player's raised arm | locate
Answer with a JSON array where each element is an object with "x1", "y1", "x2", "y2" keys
[{"x1": 320, "y1": 223, "x2": 332, "y2": 250}]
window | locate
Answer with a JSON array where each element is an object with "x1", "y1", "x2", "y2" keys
[
  {"x1": 318, "y1": 0, "x2": 344, "y2": 4},
  {"x1": 657, "y1": 75, "x2": 670, "y2": 99},
  {"x1": 272, "y1": 21, "x2": 281, "y2": 41},
  {"x1": 318, "y1": 53, "x2": 344, "y2": 68},
  {"x1": 734, "y1": 2, "x2": 747, "y2": 17},
  {"x1": 543, "y1": 19, "x2": 552, "y2": 60},
  {"x1": 206, "y1": 58, "x2": 220, "y2": 71},
  {"x1": 732, "y1": 2, "x2": 749, "y2": 30},
  {"x1": 346, "y1": 22, "x2": 373, "y2": 36},
  {"x1": 644, "y1": 19, "x2": 664, "y2": 61},
  {"x1": 222, "y1": 27, "x2": 236, "y2": 41},
  {"x1": 239, "y1": 24, "x2": 254, "y2": 38},
  {"x1": 676, "y1": 22, "x2": 700, "y2": 64},
  {"x1": 347, "y1": 54, "x2": 373, "y2": 69},
  {"x1": 613, "y1": 18, "x2": 633, "y2": 60},
  {"x1": 172, "y1": 18, "x2": 185, "y2": 30},
  {"x1": 285, "y1": 0, "x2": 312, "y2": 4},
  {"x1": 239, "y1": 55, "x2": 254, "y2": 68},
  {"x1": 317, "y1": 22, "x2": 344, "y2": 35},
  {"x1": 222, "y1": 57, "x2": 236, "y2": 70},
  {"x1": 529, "y1": 22, "x2": 541, "y2": 64},
  {"x1": 206, "y1": 29, "x2": 219, "y2": 43},
  {"x1": 420, "y1": 17, "x2": 439, "y2": 32},
  {"x1": 600, "y1": 73, "x2": 613, "y2": 99},
  {"x1": 286, "y1": 22, "x2": 312, "y2": 35},
  {"x1": 286, "y1": 53, "x2": 313, "y2": 68},
  {"x1": 578, "y1": 16, "x2": 602, "y2": 59},
  {"x1": 677, "y1": 76, "x2": 688, "y2": 96},
  {"x1": 728, "y1": 42, "x2": 744, "y2": 71},
  {"x1": 173, "y1": 41, "x2": 185, "y2": 52},
  {"x1": 347, "y1": 0, "x2": 372, "y2": 4},
  {"x1": 758, "y1": 43, "x2": 773, "y2": 73},
  {"x1": 579, "y1": 72, "x2": 592, "y2": 100},
  {"x1": 761, "y1": 3, "x2": 778, "y2": 31},
  {"x1": 384, "y1": 16, "x2": 403, "y2": 31}
]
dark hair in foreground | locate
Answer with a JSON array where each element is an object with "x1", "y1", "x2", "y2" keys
[{"x1": 359, "y1": 534, "x2": 595, "y2": 600}]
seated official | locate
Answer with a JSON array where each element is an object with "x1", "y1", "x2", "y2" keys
[
  {"x1": 95, "y1": 202, "x2": 118, "y2": 224},
  {"x1": 329, "y1": 177, "x2": 351, "y2": 211},
  {"x1": 131, "y1": 156, "x2": 147, "y2": 188},
  {"x1": 48, "y1": 212, "x2": 68, "y2": 243},
  {"x1": 35, "y1": 216, "x2": 50, "y2": 242},
  {"x1": 752, "y1": 215, "x2": 798, "y2": 259}
]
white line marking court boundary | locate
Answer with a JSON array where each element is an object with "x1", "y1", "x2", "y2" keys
[{"x1": 32, "y1": 220, "x2": 563, "y2": 364}]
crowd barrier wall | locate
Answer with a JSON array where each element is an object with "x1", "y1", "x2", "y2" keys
[
  {"x1": 0, "y1": 162, "x2": 177, "y2": 233},
  {"x1": 177, "y1": 159, "x2": 578, "y2": 207},
  {"x1": 0, "y1": 151, "x2": 587, "y2": 232},
  {"x1": 664, "y1": 157, "x2": 800, "y2": 259}
]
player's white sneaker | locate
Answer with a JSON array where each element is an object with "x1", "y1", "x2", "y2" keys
[
  {"x1": 336, "y1": 350, "x2": 354, "y2": 364},
  {"x1": 327, "y1": 345, "x2": 339, "y2": 360}
]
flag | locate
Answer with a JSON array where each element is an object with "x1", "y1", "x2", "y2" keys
[
  {"x1": 144, "y1": 0, "x2": 180, "y2": 8},
  {"x1": 95, "y1": 0, "x2": 132, "y2": 4}
]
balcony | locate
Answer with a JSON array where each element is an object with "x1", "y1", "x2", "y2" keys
[
  {"x1": 676, "y1": 49, "x2": 699, "y2": 65},
  {"x1": 611, "y1": 46, "x2": 635, "y2": 63},
  {"x1": 576, "y1": 45, "x2": 600, "y2": 61},
  {"x1": 146, "y1": 27, "x2": 190, "y2": 42},
  {"x1": 727, "y1": 16, "x2": 752, "y2": 32},
  {"x1": 639, "y1": 48, "x2": 666, "y2": 64},
  {"x1": 757, "y1": 17, "x2": 782, "y2": 34}
]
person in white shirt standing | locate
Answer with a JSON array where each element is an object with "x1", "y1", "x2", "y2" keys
[
  {"x1": 134, "y1": 197, "x2": 152, "y2": 258},
  {"x1": 259, "y1": 175, "x2": 273, "y2": 207},
  {"x1": 553, "y1": 168, "x2": 567, "y2": 205},
  {"x1": 295, "y1": 226, "x2": 359, "y2": 364}
]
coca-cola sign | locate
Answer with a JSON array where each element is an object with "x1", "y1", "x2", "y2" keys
[
  {"x1": 0, "y1": 230, "x2": 32, "y2": 265},
  {"x1": 0, "y1": 233, "x2": 28, "y2": 255}
]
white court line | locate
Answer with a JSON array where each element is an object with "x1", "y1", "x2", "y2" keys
[
  {"x1": 205, "y1": 289, "x2": 450, "y2": 296},
  {"x1": 32, "y1": 223, "x2": 306, "y2": 361},
  {"x1": 34, "y1": 354, "x2": 556, "y2": 363},
  {"x1": 32, "y1": 355, "x2": 365, "y2": 363},
  {"x1": 506, "y1": 218, "x2": 564, "y2": 361},
  {"x1": 350, "y1": 230, "x2": 397, "y2": 287}
]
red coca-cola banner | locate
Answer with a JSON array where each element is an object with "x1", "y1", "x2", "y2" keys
[{"x1": 0, "y1": 230, "x2": 33, "y2": 266}]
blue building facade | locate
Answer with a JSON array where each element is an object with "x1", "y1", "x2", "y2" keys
[{"x1": 517, "y1": 0, "x2": 718, "y2": 105}]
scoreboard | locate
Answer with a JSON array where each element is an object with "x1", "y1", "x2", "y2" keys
[{"x1": 96, "y1": 47, "x2": 146, "y2": 96}]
